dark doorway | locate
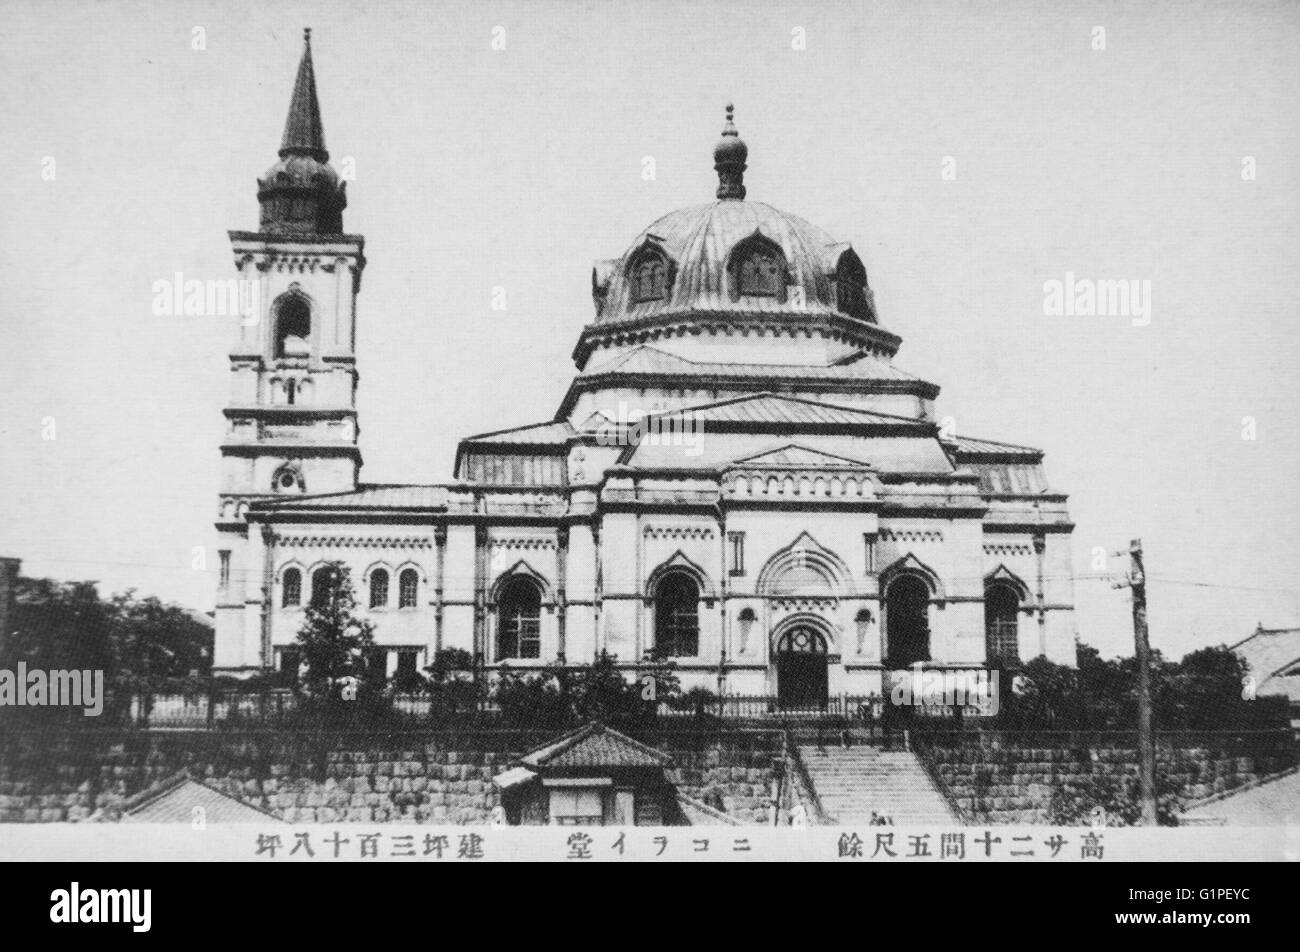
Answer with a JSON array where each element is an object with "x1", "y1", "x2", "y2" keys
[
  {"x1": 885, "y1": 574, "x2": 931, "y2": 669},
  {"x1": 775, "y1": 625, "x2": 829, "y2": 710}
]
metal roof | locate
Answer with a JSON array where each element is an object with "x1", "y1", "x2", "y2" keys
[
  {"x1": 461, "y1": 420, "x2": 576, "y2": 445},
  {"x1": 651, "y1": 392, "x2": 925, "y2": 428},
  {"x1": 581, "y1": 344, "x2": 923, "y2": 383},
  {"x1": 951, "y1": 435, "x2": 1043, "y2": 456},
  {"x1": 252, "y1": 484, "x2": 448, "y2": 510}
]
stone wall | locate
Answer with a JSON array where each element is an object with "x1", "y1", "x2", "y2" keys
[
  {"x1": 0, "y1": 730, "x2": 784, "y2": 824},
  {"x1": 923, "y1": 741, "x2": 1297, "y2": 824}
]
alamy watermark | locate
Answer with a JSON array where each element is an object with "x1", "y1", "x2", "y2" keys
[
  {"x1": 0, "y1": 664, "x2": 104, "y2": 716},
  {"x1": 151, "y1": 272, "x2": 259, "y2": 324},
  {"x1": 889, "y1": 662, "x2": 1000, "y2": 716},
  {"x1": 1043, "y1": 272, "x2": 1151, "y2": 327},
  {"x1": 593, "y1": 401, "x2": 704, "y2": 457}
]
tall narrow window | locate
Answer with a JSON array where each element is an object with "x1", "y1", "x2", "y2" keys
[
  {"x1": 218, "y1": 550, "x2": 231, "y2": 588},
  {"x1": 654, "y1": 573, "x2": 699, "y2": 658},
  {"x1": 399, "y1": 568, "x2": 419, "y2": 608},
  {"x1": 497, "y1": 577, "x2": 542, "y2": 660},
  {"x1": 311, "y1": 567, "x2": 334, "y2": 608},
  {"x1": 864, "y1": 533, "x2": 877, "y2": 574},
  {"x1": 728, "y1": 532, "x2": 746, "y2": 576},
  {"x1": 369, "y1": 569, "x2": 389, "y2": 609},
  {"x1": 282, "y1": 568, "x2": 302, "y2": 607},
  {"x1": 985, "y1": 584, "x2": 1020, "y2": 665}
]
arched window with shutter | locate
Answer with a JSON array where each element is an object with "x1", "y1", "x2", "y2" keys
[
  {"x1": 654, "y1": 573, "x2": 700, "y2": 658},
  {"x1": 369, "y1": 569, "x2": 389, "y2": 609},
  {"x1": 497, "y1": 577, "x2": 542, "y2": 660},
  {"x1": 282, "y1": 568, "x2": 302, "y2": 607}
]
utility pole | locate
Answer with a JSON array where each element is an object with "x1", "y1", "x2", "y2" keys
[{"x1": 1129, "y1": 538, "x2": 1157, "y2": 825}]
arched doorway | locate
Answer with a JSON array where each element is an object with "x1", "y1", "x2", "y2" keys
[
  {"x1": 775, "y1": 625, "x2": 829, "y2": 710},
  {"x1": 885, "y1": 574, "x2": 931, "y2": 669}
]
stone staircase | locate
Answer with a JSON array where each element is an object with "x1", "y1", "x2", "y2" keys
[{"x1": 797, "y1": 743, "x2": 958, "y2": 825}]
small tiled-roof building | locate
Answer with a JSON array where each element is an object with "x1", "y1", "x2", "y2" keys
[
  {"x1": 1231, "y1": 625, "x2": 1300, "y2": 707},
  {"x1": 494, "y1": 722, "x2": 738, "y2": 826}
]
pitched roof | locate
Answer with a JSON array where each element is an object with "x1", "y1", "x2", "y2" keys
[
  {"x1": 461, "y1": 420, "x2": 576, "y2": 445},
  {"x1": 120, "y1": 773, "x2": 282, "y2": 824},
  {"x1": 251, "y1": 484, "x2": 448, "y2": 511},
  {"x1": 1180, "y1": 767, "x2": 1300, "y2": 827},
  {"x1": 731, "y1": 443, "x2": 873, "y2": 468},
  {"x1": 950, "y1": 435, "x2": 1043, "y2": 457},
  {"x1": 1231, "y1": 626, "x2": 1300, "y2": 698},
  {"x1": 519, "y1": 722, "x2": 672, "y2": 770},
  {"x1": 649, "y1": 392, "x2": 925, "y2": 429}
]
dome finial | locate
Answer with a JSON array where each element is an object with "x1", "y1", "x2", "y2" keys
[
  {"x1": 304, "y1": 27, "x2": 312, "y2": 47},
  {"x1": 714, "y1": 103, "x2": 747, "y2": 200}
]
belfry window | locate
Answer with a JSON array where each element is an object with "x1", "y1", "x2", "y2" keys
[
  {"x1": 497, "y1": 577, "x2": 542, "y2": 660},
  {"x1": 369, "y1": 569, "x2": 389, "y2": 609},
  {"x1": 654, "y1": 573, "x2": 699, "y2": 658},
  {"x1": 274, "y1": 296, "x2": 311, "y2": 359}
]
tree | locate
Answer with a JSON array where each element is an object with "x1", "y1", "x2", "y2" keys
[
  {"x1": 422, "y1": 648, "x2": 482, "y2": 720},
  {"x1": 293, "y1": 563, "x2": 376, "y2": 702}
]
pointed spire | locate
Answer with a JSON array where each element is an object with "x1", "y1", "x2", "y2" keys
[
  {"x1": 713, "y1": 103, "x2": 748, "y2": 200},
  {"x1": 280, "y1": 28, "x2": 327, "y2": 162}
]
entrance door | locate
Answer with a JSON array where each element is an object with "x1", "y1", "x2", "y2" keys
[{"x1": 775, "y1": 626, "x2": 829, "y2": 710}]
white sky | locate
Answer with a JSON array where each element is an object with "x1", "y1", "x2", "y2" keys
[{"x1": 2, "y1": 0, "x2": 1298, "y2": 661}]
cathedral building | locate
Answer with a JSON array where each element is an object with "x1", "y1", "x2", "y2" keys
[{"x1": 213, "y1": 33, "x2": 1077, "y2": 706}]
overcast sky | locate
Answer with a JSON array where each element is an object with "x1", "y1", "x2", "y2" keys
[{"x1": 2, "y1": 0, "x2": 1297, "y2": 661}]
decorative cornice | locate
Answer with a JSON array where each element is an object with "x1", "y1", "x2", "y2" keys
[
  {"x1": 273, "y1": 535, "x2": 434, "y2": 549},
  {"x1": 643, "y1": 525, "x2": 715, "y2": 541},
  {"x1": 880, "y1": 529, "x2": 943, "y2": 543}
]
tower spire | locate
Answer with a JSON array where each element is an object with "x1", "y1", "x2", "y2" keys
[
  {"x1": 280, "y1": 27, "x2": 327, "y2": 161},
  {"x1": 713, "y1": 103, "x2": 748, "y2": 200},
  {"x1": 256, "y1": 29, "x2": 346, "y2": 235}
]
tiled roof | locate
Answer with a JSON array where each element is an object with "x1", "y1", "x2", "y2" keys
[
  {"x1": 1231, "y1": 626, "x2": 1300, "y2": 693},
  {"x1": 252, "y1": 484, "x2": 448, "y2": 510},
  {"x1": 582, "y1": 344, "x2": 923, "y2": 383},
  {"x1": 1180, "y1": 767, "x2": 1300, "y2": 827},
  {"x1": 121, "y1": 775, "x2": 282, "y2": 824},
  {"x1": 462, "y1": 421, "x2": 576, "y2": 445},
  {"x1": 520, "y1": 722, "x2": 672, "y2": 770}
]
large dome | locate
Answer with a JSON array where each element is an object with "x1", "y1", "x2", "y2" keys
[
  {"x1": 592, "y1": 200, "x2": 875, "y2": 325},
  {"x1": 578, "y1": 105, "x2": 897, "y2": 369}
]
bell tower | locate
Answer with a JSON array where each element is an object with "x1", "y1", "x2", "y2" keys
[
  {"x1": 215, "y1": 29, "x2": 364, "y2": 674},
  {"x1": 221, "y1": 28, "x2": 364, "y2": 508}
]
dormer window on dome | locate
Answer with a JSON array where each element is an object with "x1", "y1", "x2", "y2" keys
[
  {"x1": 832, "y1": 248, "x2": 873, "y2": 322},
  {"x1": 728, "y1": 232, "x2": 787, "y2": 302},
  {"x1": 626, "y1": 240, "x2": 675, "y2": 304}
]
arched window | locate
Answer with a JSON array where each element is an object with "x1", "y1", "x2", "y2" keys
[
  {"x1": 630, "y1": 251, "x2": 669, "y2": 302},
  {"x1": 282, "y1": 568, "x2": 302, "y2": 607},
  {"x1": 398, "y1": 568, "x2": 419, "y2": 609},
  {"x1": 497, "y1": 577, "x2": 542, "y2": 660},
  {"x1": 985, "y1": 583, "x2": 1020, "y2": 665},
  {"x1": 885, "y1": 574, "x2": 930, "y2": 669},
  {"x1": 737, "y1": 607, "x2": 756, "y2": 653},
  {"x1": 369, "y1": 569, "x2": 389, "y2": 609},
  {"x1": 274, "y1": 296, "x2": 311, "y2": 358},
  {"x1": 654, "y1": 573, "x2": 699, "y2": 658},
  {"x1": 310, "y1": 567, "x2": 335, "y2": 608}
]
